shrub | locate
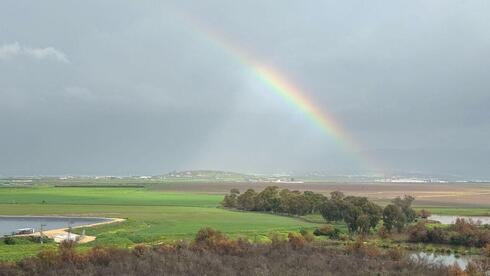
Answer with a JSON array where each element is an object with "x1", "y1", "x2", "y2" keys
[
  {"x1": 386, "y1": 246, "x2": 405, "y2": 261},
  {"x1": 407, "y1": 222, "x2": 429, "y2": 242},
  {"x1": 299, "y1": 229, "x2": 315, "y2": 242},
  {"x1": 3, "y1": 236, "x2": 15, "y2": 245},
  {"x1": 418, "y1": 209, "x2": 431, "y2": 219},
  {"x1": 346, "y1": 238, "x2": 381, "y2": 258},
  {"x1": 377, "y1": 225, "x2": 390, "y2": 239},
  {"x1": 484, "y1": 243, "x2": 490, "y2": 257},
  {"x1": 133, "y1": 244, "x2": 150, "y2": 257},
  {"x1": 288, "y1": 232, "x2": 306, "y2": 249},
  {"x1": 313, "y1": 225, "x2": 340, "y2": 239},
  {"x1": 427, "y1": 227, "x2": 450, "y2": 244}
]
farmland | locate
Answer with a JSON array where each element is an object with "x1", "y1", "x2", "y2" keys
[
  {"x1": 0, "y1": 186, "x2": 320, "y2": 260},
  {"x1": 0, "y1": 180, "x2": 489, "y2": 261}
]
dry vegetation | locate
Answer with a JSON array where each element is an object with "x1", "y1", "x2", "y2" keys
[
  {"x1": 2, "y1": 228, "x2": 487, "y2": 276},
  {"x1": 153, "y1": 182, "x2": 490, "y2": 208}
]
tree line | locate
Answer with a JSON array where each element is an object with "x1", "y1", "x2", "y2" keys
[{"x1": 221, "y1": 186, "x2": 417, "y2": 234}]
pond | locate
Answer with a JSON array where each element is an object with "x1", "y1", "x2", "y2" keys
[
  {"x1": 410, "y1": 252, "x2": 475, "y2": 270},
  {"x1": 0, "y1": 216, "x2": 111, "y2": 236},
  {"x1": 428, "y1": 215, "x2": 490, "y2": 225}
]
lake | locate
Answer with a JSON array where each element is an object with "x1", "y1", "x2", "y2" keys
[
  {"x1": 410, "y1": 252, "x2": 475, "y2": 270},
  {"x1": 429, "y1": 215, "x2": 490, "y2": 225},
  {"x1": 0, "y1": 216, "x2": 111, "y2": 236}
]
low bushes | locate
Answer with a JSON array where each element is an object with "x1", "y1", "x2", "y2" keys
[
  {"x1": 0, "y1": 227, "x2": 472, "y2": 276},
  {"x1": 313, "y1": 224, "x2": 341, "y2": 239},
  {"x1": 407, "y1": 219, "x2": 490, "y2": 248}
]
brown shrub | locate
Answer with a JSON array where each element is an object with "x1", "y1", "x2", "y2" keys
[
  {"x1": 377, "y1": 225, "x2": 390, "y2": 239},
  {"x1": 87, "y1": 246, "x2": 113, "y2": 266},
  {"x1": 385, "y1": 246, "x2": 405, "y2": 261},
  {"x1": 484, "y1": 243, "x2": 490, "y2": 257},
  {"x1": 288, "y1": 232, "x2": 306, "y2": 249},
  {"x1": 299, "y1": 229, "x2": 315, "y2": 242},
  {"x1": 132, "y1": 244, "x2": 150, "y2": 257},
  {"x1": 346, "y1": 238, "x2": 381, "y2": 258},
  {"x1": 447, "y1": 265, "x2": 466, "y2": 276}
]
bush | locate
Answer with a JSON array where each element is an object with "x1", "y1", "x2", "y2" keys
[
  {"x1": 377, "y1": 225, "x2": 390, "y2": 239},
  {"x1": 407, "y1": 222, "x2": 429, "y2": 242},
  {"x1": 299, "y1": 229, "x2": 315, "y2": 242},
  {"x1": 386, "y1": 246, "x2": 405, "y2": 261},
  {"x1": 288, "y1": 232, "x2": 306, "y2": 249},
  {"x1": 346, "y1": 238, "x2": 381, "y2": 258},
  {"x1": 313, "y1": 225, "x2": 340, "y2": 239},
  {"x1": 3, "y1": 236, "x2": 15, "y2": 245},
  {"x1": 484, "y1": 243, "x2": 490, "y2": 257}
]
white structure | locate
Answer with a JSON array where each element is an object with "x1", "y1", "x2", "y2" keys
[{"x1": 53, "y1": 233, "x2": 79, "y2": 243}]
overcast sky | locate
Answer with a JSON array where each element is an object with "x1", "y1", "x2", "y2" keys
[{"x1": 1, "y1": 1, "x2": 489, "y2": 177}]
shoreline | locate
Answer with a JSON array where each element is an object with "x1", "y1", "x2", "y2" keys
[{"x1": 6, "y1": 216, "x2": 125, "y2": 244}]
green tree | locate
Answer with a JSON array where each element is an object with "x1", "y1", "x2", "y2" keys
[
  {"x1": 393, "y1": 195, "x2": 416, "y2": 223},
  {"x1": 303, "y1": 191, "x2": 327, "y2": 213},
  {"x1": 342, "y1": 202, "x2": 362, "y2": 233},
  {"x1": 221, "y1": 189, "x2": 240, "y2": 208},
  {"x1": 330, "y1": 191, "x2": 345, "y2": 201},
  {"x1": 320, "y1": 199, "x2": 343, "y2": 222},
  {"x1": 255, "y1": 186, "x2": 281, "y2": 212},
  {"x1": 383, "y1": 204, "x2": 406, "y2": 233},
  {"x1": 237, "y1": 189, "x2": 257, "y2": 211},
  {"x1": 356, "y1": 214, "x2": 371, "y2": 235}
]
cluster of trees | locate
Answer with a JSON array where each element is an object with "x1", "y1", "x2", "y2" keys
[
  {"x1": 222, "y1": 187, "x2": 417, "y2": 235},
  {"x1": 221, "y1": 186, "x2": 326, "y2": 216},
  {"x1": 408, "y1": 218, "x2": 490, "y2": 248},
  {"x1": 382, "y1": 195, "x2": 417, "y2": 232},
  {"x1": 319, "y1": 191, "x2": 382, "y2": 234}
]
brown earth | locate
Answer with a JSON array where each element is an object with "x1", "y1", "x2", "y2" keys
[{"x1": 152, "y1": 181, "x2": 490, "y2": 207}]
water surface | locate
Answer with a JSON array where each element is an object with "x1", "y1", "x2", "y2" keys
[
  {"x1": 410, "y1": 252, "x2": 474, "y2": 269},
  {"x1": 429, "y1": 215, "x2": 490, "y2": 225},
  {"x1": 0, "y1": 216, "x2": 110, "y2": 236}
]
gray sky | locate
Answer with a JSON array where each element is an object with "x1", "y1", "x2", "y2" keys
[{"x1": 1, "y1": 1, "x2": 489, "y2": 177}]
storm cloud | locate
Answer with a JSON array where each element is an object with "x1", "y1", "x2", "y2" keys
[{"x1": 0, "y1": 1, "x2": 489, "y2": 177}]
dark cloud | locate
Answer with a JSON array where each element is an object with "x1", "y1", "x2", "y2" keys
[{"x1": 0, "y1": 1, "x2": 489, "y2": 177}]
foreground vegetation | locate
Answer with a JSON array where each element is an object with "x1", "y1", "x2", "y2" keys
[{"x1": 2, "y1": 228, "x2": 489, "y2": 276}]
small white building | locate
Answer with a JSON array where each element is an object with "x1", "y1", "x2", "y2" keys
[{"x1": 53, "y1": 233, "x2": 79, "y2": 243}]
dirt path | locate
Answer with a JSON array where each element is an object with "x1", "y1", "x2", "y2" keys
[{"x1": 23, "y1": 218, "x2": 125, "y2": 244}]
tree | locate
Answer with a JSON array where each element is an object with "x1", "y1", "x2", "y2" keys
[
  {"x1": 393, "y1": 195, "x2": 416, "y2": 223},
  {"x1": 356, "y1": 214, "x2": 371, "y2": 235},
  {"x1": 320, "y1": 199, "x2": 343, "y2": 222},
  {"x1": 237, "y1": 189, "x2": 257, "y2": 211},
  {"x1": 221, "y1": 189, "x2": 240, "y2": 208},
  {"x1": 364, "y1": 202, "x2": 383, "y2": 230},
  {"x1": 330, "y1": 191, "x2": 345, "y2": 201},
  {"x1": 342, "y1": 202, "x2": 362, "y2": 233},
  {"x1": 279, "y1": 190, "x2": 310, "y2": 216},
  {"x1": 418, "y1": 209, "x2": 431, "y2": 219},
  {"x1": 255, "y1": 186, "x2": 281, "y2": 212},
  {"x1": 303, "y1": 191, "x2": 327, "y2": 214},
  {"x1": 383, "y1": 204, "x2": 406, "y2": 233},
  {"x1": 344, "y1": 196, "x2": 382, "y2": 232}
]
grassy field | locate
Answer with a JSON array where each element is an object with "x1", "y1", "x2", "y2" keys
[
  {"x1": 1, "y1": 183, "x2": 489, "y2": 261},
  {"x1": 0, "y1": 187, "x2": 318, "y2": 261}
]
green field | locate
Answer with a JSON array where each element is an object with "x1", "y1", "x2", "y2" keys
[
  {"x1": 0, "y1": 187, "x2": 318, "y2": 260},
  {"x1": 1, "y1": 186, "x2": 488, "y2": 261}
]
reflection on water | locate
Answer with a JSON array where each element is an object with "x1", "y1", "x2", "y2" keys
[
  {"x1": 428, "y1": 215, "x2": 490, "y2": 225},
  {"x1": 410, "y1": 252, "x2": 472, "y2": 269},
  {"x1": 0, "y1": 216, "x2": 110, "y2": 236}
]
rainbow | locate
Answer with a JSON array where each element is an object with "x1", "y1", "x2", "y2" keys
[{"x1": 179, "y1": 14, "x2": 378, "y2": 172}]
